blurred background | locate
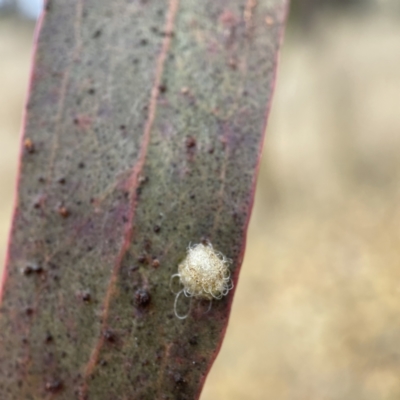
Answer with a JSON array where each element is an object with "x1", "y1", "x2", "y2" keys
[{"x1": 1, "y1": 1, "x2": 400, "y2": 399}]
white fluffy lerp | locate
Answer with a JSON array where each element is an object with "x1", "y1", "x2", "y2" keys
[{"x1": 172, "y1": 242, "x2": 233, "y2": 319}]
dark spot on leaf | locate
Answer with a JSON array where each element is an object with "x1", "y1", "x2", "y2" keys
[
  {"x1": 186, "y1": 136, "x2": 196, "y2": 149},
  {"x1": 99, "y1": 359, "x2": 107, "y2": 366},
  {"x1": 45, "y1": 380, "x2": 63, "y2": 393},
  {"x1": 93, "y1": 29, "x2": 102, "y2": 38},
  {"x1": 138, "y1": 255, "x2": 147, "y2": 264},
  {"x1": 45, "y1": 333, "x2": 53, "y2": 343},
  {"x1": 200, "y1": 237, "x2": 209, "y2": 245},
  {"x1": 162, "y1": 30, "x2": 175, "y2": 37},
  {"x1": 153, "y1": 225, "x2": 161, "y2": 233},
  {"x1": 88, "y1": 88, "x2": 96, "y2": 95},
  {"x1": 82, "y1": 290, "x2": 91, "y2": 302},
  {"x1": 159, "y1": 84, "x2": 167, "y2": 94},
  {"x1": 57, "y1": 177, "x2": 66, "y2": 185},
  {"x1": 22, "y1": 264, "x2": 43, "y2": 275},
  {"x1": 138, "y1": 175, "x2": 148, "y2": 185},
  {"x1": 173, "y1": 372, "x2": 185, "y2": 386},
  {"x1": 140, "y1": 38, "x2": 148, "y2": 46},
  {"x1": 119, "y1": 124, "x2": 126, "y2": 130},
  {"x1": 25, "y1": 307, "x2": 34, "y2": 316},
  {"x1": 228, "y1": 58, "x2": 237, "y2": 69},
  {"x1": 33, "y1": 198, "x2": 42, "y2": 209},
  {"x1": 58, "y1": 205, "x2": 70, "y2": 218},
  {"x1": 24, "y1": 138, "x2": 35, "y2": 154},
  {"x1": 38, "y1": 176, "x2": 45, "y2": 183},
  {"x1": 135, "y1": 289, "x2": 151, "y2": 307},
  {"x1": 78, "y1": 162, "x2": 85, "y2": 169},
  {"x1": 189, "y1": 336, "x2": 198, "y2": 346},
  {"x1": 143, "y1": 239, "x2": 152, "y2": 252},
  {"x1": 103, "y1": 329, "x2": 116, "y2": 343}
]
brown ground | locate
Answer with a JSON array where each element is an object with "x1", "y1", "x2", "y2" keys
[{"x1": 1, "y1": 7, "x2": 400, "y2": 400}]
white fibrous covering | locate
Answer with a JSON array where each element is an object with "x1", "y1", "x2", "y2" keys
[{"x1": 177, "y1": 242, "x2": 233, "y2": 300}]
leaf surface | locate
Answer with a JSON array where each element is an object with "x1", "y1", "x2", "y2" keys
[{"x1": 0, "y1": 0, "x2": 288, "y2": 398}]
